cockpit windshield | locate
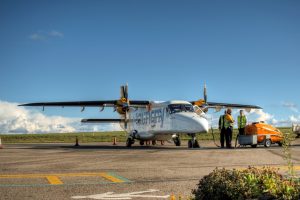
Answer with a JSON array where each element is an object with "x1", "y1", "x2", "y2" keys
[{"x1": 168, "y1": 104, "x2": 194, "y2": 114}]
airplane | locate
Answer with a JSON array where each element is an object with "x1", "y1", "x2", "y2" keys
[{"x1": 20, "y1": 84, "x2": 261, "y2": 148}]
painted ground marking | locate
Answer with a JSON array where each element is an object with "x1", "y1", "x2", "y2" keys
[
  {"x1": 71, "y1": 189, "x2": 170, "y2": 200},
  {"x1": 0, "y1": 172, "x2": 131, "y2": 186}
]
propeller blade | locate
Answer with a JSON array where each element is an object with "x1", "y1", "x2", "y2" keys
[
  {"x1": 204, "y1": 83, "x2": 207, "y2": 103},
  {"x1": 124, "y1": 111, "x2": 128, "y2": 129},
  {"x1": 120, "y1": 86, "x2": 124, "y2": 98},
  {"x1": 124, "y1": 83, "x2": 128, "y2": 100},
  {"x1": 123, "y1": 86, "x2": 126, "y2": 99}
]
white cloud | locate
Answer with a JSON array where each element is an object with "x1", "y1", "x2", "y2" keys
[
  {"x1": 29, "y1": 33, "x2": 46, "y2": 41},
  {"x1": 49, "y1": 30, "x2": 64, "y2": 38},
  {"x1": 0, "y1": 101, "x2": 122, "y2": 134},
  {"x1": 282, "y1": 101, "x2": 299, "y2": 113},
  {"x1": 248, "y1": 109, "x2": 274, "y2": 122},
  {"x1": 289, "y1": 115, "x2": 300, "y2": 123},
  {"x1": 245, "y1": 110, "x2": 300, "y2": 127},
  {"x1": 209, "y1": 109, "x2": 294, "y2": 128},
  {"x1": 29, "y1": 30, "x2": 64, "y2": 41}
]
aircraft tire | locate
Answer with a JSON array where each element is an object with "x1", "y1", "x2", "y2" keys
[
  {"x1": 251, "y1": 144, "x2": 257, "y2": 148},
  {"x1": 176, "y1": 139, "x2": 181, "y2": 146},
  {"x1": 193, "y1": 140, "x2": 200, "y2": 148},
  {"x1": 126, "y1": 138, "x2": 133, "y2": 147},
  {"x1": 188, "y1": 140, "x2": 193, "y2": 148},
  {"x1": 174, "y1": 138, "x2": 181, "y2": 146}
]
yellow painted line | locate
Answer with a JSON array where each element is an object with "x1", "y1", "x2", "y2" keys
[
  {"x1": 99, "y1": 173, "x2": 125, "y2": 183},
  {"x1": 46, "y1": 176, "x2": 63, "y2": 185},
  {"x1": 0, "y1": 172, "x2": 130, "y2": 184},
  {"x1": 0, "y1": 172, "x2": 112, "y2": 178}
]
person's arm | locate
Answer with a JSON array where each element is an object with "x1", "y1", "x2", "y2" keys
[{"x1": 225, "y1": 114, "x2": 234, "y2": 123}]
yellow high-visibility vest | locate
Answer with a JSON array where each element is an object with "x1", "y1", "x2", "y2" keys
[{"x1": 237, "y1": 115, "x2": 247, "y2": 129}]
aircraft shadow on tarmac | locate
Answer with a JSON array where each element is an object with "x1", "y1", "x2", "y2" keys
[
  {"x1": 10, "y1": 143, "x2": 299, "y2": 150},
  {"x1": 10, "y1": 143, "x2": 220, "y2": 150}
]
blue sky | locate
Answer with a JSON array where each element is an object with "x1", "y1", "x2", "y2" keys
[{"x1": 0, "y1": 0, "x2": 300, "y2": 132}]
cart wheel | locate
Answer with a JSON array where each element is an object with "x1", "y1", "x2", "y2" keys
[
  {"x1": 251, "y1": 144, "x2": 257, "y2": 148},
  {"x1": 264, "y1": 139, "x2": 271, "y2": 148}
]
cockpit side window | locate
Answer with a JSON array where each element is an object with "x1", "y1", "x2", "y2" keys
[
  {"x1": 184, "y1": 104, "x2": 194, "y2": 112},
  {"x1": 168, "y1": 104, "x2": 194, "y2": 114}
]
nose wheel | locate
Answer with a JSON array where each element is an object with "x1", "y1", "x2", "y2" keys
[
  {"x1": 173, "y1": 136, "x2": 181, "y2": 146},
  {"x1": 188, "y1": 134, "x2": 200, "y2": 148}
]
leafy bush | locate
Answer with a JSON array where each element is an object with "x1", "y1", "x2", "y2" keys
[{"x1": 192, "y1": 167, "x2": 299, "y2": 200}]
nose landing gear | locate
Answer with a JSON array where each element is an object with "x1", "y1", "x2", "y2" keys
[
  {"x1": 173, "y1": 135, "x2": 181, "y2": 146},
  {"x1": 188, "y1": 134, "x2": 200, "y2": 148}
]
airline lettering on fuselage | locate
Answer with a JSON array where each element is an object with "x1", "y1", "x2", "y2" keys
[{"x1": 135, "y1": 108, "x2": 165, "y2": 127}]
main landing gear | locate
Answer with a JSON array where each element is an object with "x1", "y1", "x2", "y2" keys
[
  {"x1": 139, "y1": 140, "x2": 156, "y2": 146},
  {"x1": 126, "y1": 130, "x2": 137, "y2": 147},
  {"x1": 126, "y1": 137, "x2": 135, "y2": 147},
  {"x1": 188, "y1": 134, "x2": 200, "y2": 148}
]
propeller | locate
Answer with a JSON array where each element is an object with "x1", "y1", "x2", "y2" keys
[
  {"x1": 118, "y1": 84, "x2": 130, "y2": 129},
  {"x1": 193, "y1": 83, "x2": 208, "y2": 108}
]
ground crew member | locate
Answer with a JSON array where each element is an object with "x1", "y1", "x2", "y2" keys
[
  {"x1": 218, "y1": 110, "x2": 226, "y2": 148},
  {"x1": 237, "y1": 110, "x2": 247, "y2": 135},
  {"x1": 224, "y1": 108, "x2": 234, "y2": 148}
]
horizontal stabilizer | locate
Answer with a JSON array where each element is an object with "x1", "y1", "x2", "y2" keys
[{"x1": 81, "y1": 119, "x2": 124, "y2": 123}]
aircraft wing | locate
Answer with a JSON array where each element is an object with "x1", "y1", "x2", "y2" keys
[
  {"x1": 19, "y1": 100, "x2": 150, "y2": 107},
  {"x1": 190, "y1": 100, "x2": 262, "y2": 111},
  {"x1": 206, "y1": 102, "x2": 262, "y2": 109}
]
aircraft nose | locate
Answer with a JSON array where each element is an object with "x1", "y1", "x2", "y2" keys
[
  {"x1": 192, "y1": 116, "x2": 209, "y2": 133},
  {"x1": 172, "y1": 113, "x2": 209, "y2": 133}
]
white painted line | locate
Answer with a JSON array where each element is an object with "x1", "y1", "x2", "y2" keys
[{"x1": 71, "y1": 189, "x2": 170, "y2": 199}]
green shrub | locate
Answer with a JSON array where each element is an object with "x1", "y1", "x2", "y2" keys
[{"x1": 192, "y1": 167, "x2": 299, "y2": 200}]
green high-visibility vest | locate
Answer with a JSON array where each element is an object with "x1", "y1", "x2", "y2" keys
[
  {"x1": 219, "y1": 115, "x2": 225, "y2": 129},
  {"x1": 237, "y1": 115, "x2": 247, "y2": 128}
]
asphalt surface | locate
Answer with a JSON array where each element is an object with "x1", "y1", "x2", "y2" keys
[{"x1": 0, "y1": 139, "x2": 299, "y2": 200}]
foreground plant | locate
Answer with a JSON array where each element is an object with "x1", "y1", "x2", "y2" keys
[
  {"x1": 192, "y1": 167, "x2": 299, "y2": 200},
  {"x1": 282, "y1": 131, "x2": 296, "y2": 179}
]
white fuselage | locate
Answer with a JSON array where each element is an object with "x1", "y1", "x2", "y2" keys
[{"x1": 120, "y1": 100, "x2": 209, "y2": 141}]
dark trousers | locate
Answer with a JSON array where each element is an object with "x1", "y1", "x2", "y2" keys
[
  {"x1": 225, "y1": 127, "x2": 233, "y2": 148},
  {"x1": 220, "y1": 128, "x2": 225, "y2": 147},
  {"x1": 238, "y1": 128, "x2": 245, "y2": 135}
]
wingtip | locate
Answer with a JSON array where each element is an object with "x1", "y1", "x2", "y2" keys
[{"x1": 18, "y1": 103, "x2": 34, "y2": 106}]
